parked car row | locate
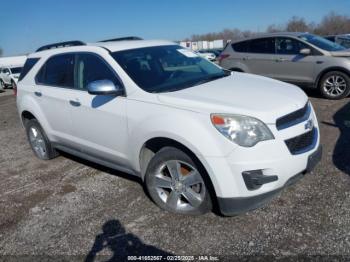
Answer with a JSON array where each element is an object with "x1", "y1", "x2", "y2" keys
[
  {"x1": 325, "y1": 34, "x2": 350, "y2": 49},
  {"x1": 17, "y1": 37, "x2": 321, "y2": 216},
  {"x1": 219, "y1": 32, "x2": 350, "y2": 100},
  {"x1": 0, "y1": 66, "x2": 22, "y2": 90}
]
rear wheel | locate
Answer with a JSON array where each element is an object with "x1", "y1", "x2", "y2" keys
[
  {"x1": 25, "y1": 119, "x2": 59, "y2": 160},
  {"x1": 145, "y1": 147, "x2": 212, "y2": 215},
  {"x1": 319, "y1": 71, "x2": 350, "y2": 100}
]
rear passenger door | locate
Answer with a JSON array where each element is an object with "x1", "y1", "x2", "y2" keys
[
  {"x1": 36, "y1": 53, "x2": 77, "y2": 147},
  {"x1": 69, "y1": 53, "x2": 129, "y2": 166},
  {"x1": 241, "y1": 38, "x2": 276, "y2": 78}
]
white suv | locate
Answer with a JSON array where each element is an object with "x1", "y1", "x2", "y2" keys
[
  {"x1": 16, "y1": 38, "x2": 322, "y2": 216},
  {"x1": 0, "y1": 66, "x2": 22, "y2": 90}
]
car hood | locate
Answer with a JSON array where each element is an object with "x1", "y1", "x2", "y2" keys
[
  {"x1": 157, "y1": 73, "x2": 308, "y2": 124},
  {"x1": 329, "y1": 50, "x2": 350, "y2": 57}
]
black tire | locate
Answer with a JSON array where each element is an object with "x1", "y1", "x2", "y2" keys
[
  {"x1": 319, "y1": 71, "x2": 350, "y2": 100},
  {"x1": 145, "y1": 147, "x2": 212, "y2": 215},
  {"x1": 25, "y1": 119, "x2": 59, "y2": 160}
]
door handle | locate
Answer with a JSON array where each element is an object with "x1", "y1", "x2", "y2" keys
[
  {"x1": 69, "y1": 100, "x2": 81, "y2": 107},
  {"x1": 242, "y1": 57, "x2": 250, "y2": 61},
  {"x1": 276, "y1": 58, "x2": 287, "y2": 62},
  {"x1": 34, "y1": 91, "x2": 42, "y2": 97}
]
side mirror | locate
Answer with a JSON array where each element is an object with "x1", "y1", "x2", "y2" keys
[
  {"x1": 87, "y1": 80, "x2": 124, "y2": 96},
  {"x1": 300, "y1": 48, "x2": 311, "y2": 56}
]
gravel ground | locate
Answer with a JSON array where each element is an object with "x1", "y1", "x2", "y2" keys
[{"x1": 0, "y1": 88, "x2": 350, "y2": 261}]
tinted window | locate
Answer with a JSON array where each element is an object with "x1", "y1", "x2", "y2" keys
[
  {"x1": 276, "y1": 38, "x2": 309, "y2": 55},
  {"x1": 232, "y1": 41, "x2": 250, "y2": 53},
  {"x1": 75, "y1": 53, "x2": 122, "y2": 90},
  {"x1": 37, "y1": 54, "x2": 74, "y2": 88},
  {"x1": 112, "y1": 45, "x2": 228, "y2": 93},
  {"x1": 19, "y1": 58, "x2": 40, "y2": 81},
  {"x1": 250, "y1": 38, "x2": 275, "y2": 54}
]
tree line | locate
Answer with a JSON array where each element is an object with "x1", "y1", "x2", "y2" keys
[{"x1": 185, "y1": 12, "x2": 350, "y2": 42}]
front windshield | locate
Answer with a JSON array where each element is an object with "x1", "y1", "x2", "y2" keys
[
  {"x1": 10, "y1": 67, "x2": 22, "y2": 74},
  {"x1": 299, "y1": 34, "x2": 346, "y2": 52},
  {"x1": 111, "y1": 45, "x2": 228, "y2": 93}
]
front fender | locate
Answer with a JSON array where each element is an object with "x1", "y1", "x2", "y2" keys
[{"x1": 127, "y1": 105, "x2": 236, "y2": 172}]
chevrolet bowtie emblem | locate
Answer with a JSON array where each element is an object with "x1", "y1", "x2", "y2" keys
[{"x1": 305, "y1": 119, "x2": 314, "y2": 131}]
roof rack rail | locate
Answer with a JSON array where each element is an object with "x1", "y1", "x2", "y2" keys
[
  {"x1": 36, "y1": 40, "x2": 86, "y2": 52},
  {"x1": 99, "y1": 36, "x2": 143, "y2": 42}
]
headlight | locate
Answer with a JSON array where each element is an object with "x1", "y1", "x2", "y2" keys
[{"x1": 211, "y1": 114, "x2": 274, "y2": 147}]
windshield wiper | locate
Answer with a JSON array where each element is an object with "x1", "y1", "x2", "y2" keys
[
  {"x1": 189, "y1": 72, "x2": 230, "y2": 87},
  {"x1": 154, "y1": 72, "x2": 230, "y2": 93}
]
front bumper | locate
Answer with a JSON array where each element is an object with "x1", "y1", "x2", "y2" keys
[{"x1": 217, "y1": 144, "x2": 322, "y2": 216}]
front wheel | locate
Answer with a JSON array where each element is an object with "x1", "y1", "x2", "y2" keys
[
  {"x1": 145, "y1": 147, "x2": 212, "y2": 215},
  {"x1": 319, "y1": 71, "x2": 350, "y2": 100}
]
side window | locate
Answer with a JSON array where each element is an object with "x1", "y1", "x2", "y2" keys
[
  {"x1": 75, "y1": 53, "x2": 121, "y2": 90},
  {"x1": 37, "y1": 54, "x2": 74, "y2": 88},
  {"x1": 18, "y1": 58, "x2": 40, "y2": 81},
  {"x1": 232, "y1": 40, "x2": 250, "y2": 53},
  {"x1": 276, "y1": 38, "x2": 308, "y2": 55},
  {"x1": 249, "y1": 38, "x2": 275, "y2": 54}
]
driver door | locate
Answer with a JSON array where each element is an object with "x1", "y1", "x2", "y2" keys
[
  {"x1": 271, "y1": 37, "x2": 316, "y2": 84},
  {"x1": 69, "y1": 53, "x2": 129, "y2": 167}
]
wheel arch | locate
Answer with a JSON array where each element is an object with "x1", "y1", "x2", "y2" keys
[
  {"x1": 21, "y1": 110, "x2": 37, "y2": 126},
  {"x1": 315, "y1": 67, "x2": 350, "y2": 88},
  {"x1": 138, "y1": 136, "x2": 219, "y2": 202}
]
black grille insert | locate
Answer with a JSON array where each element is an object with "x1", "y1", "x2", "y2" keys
[
  {"x1": 276, "y1": 102, "x2": 310, "y2": 130},
  {"x1": 285, "y1": 128, "x2": 317, "y2": 155}
]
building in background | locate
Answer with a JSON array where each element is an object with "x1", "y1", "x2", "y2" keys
[
  {"x1": 0, "y1": 55, "x2": 27, "y2": 68},
  {"x1": 179, "y1": 39, "x2": 227, "y2": 51}
]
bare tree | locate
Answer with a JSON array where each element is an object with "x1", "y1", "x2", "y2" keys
[
  {"x1": 286, "y1": 16, "x2": 309, "y2": 32},
  {"x1": 183, "y1": 12, "x2": 350, "y2": 42},
  {"x1": 315, "y1": 12, "x2": 350, "y2": 35},
  {"x1": 0, "y1": 48, "x2": 2, "y2": 57},
  {"x1": 266, "y1": 24, "x2": 285, "y2": 33}
]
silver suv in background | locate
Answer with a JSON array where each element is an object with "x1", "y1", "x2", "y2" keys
[{"x1": 219, "y1": 32, "x2": 350, "y2": 100}]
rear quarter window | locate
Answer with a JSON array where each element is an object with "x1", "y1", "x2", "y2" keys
[
  {"x1": 232, "y1": 40, "x2": 250, "y2": 53},
  {"x1": 19, "y1": 58, "x2": 40, "y2": 81}
]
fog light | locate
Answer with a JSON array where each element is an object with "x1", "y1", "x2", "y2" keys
[{"x1": 242, "y1": 170, "x2": 278, "y2": 190}]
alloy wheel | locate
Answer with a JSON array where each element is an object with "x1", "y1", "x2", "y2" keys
[
  {"x1": 323, "y1": 75, "x2": 347, "y2": 97},
  {"x1": 28, "y1": 126, "x2": 47, "y2": 158},
  {"x1": 151, "y1": 160, "x2": 206, "y2": 212}
]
